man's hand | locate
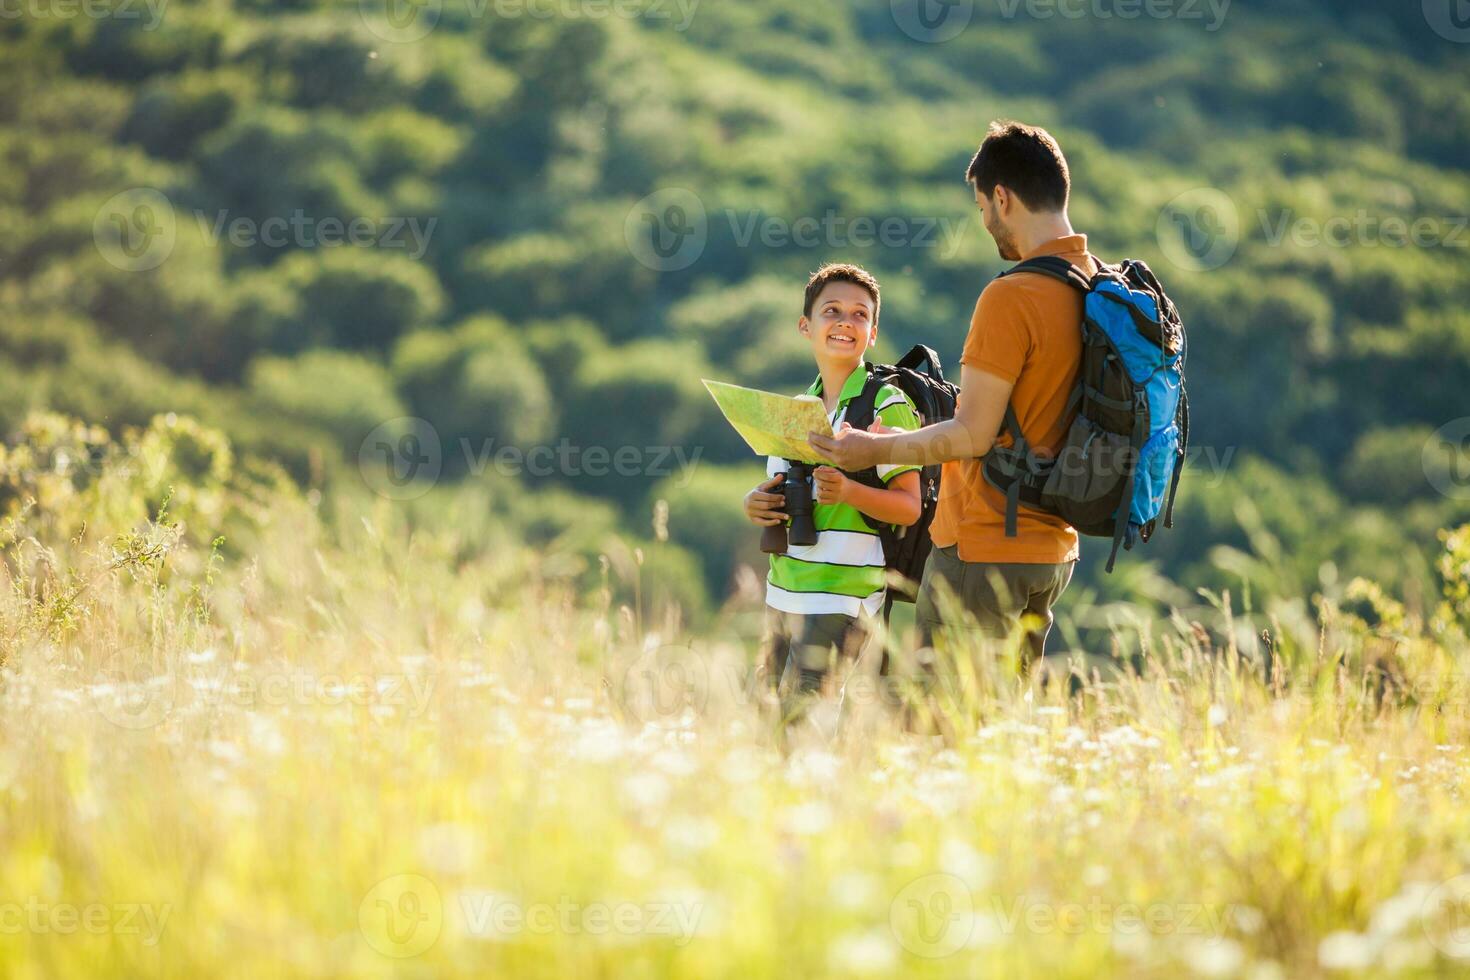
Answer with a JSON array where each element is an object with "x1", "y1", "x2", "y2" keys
[
  {"x1": 811, "y1": 366, "x2": 1014, "y2": 469},
  {"x1": 807, "y1": 422, "x2": 884, "y2": 471},
  {"x1": 812, "y1": 466, "x2": 852, "y2": 505},
  {"x1": 743, "y1": 475, "x2": 786, "y2": 527}
]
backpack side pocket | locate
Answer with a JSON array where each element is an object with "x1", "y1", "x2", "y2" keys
[{"x1": 1039, "y1": 414, "x2": 1134, "y2": 536}]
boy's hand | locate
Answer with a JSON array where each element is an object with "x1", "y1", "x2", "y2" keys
[
  {"x1": 744, "y1": 475, "x2": 786, "y2": 527},
  {"x1": 812, "y1": 466, "x2": 852, "y2": 505}
]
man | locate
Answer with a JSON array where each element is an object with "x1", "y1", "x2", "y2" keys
[{"x1": 808, "y1": 120, "x2": 1094, "y2": 663}]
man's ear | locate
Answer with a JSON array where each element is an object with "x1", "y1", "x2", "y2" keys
[
  {"x1": 797, "y1": 316, "x2": 810, "y2": 336},
  {"x1": 868, "y1": 324, "x2": 878, "y2": 348},
  {"x1": 991, "y1": 185, "x2": 1010, "y2": 216}
]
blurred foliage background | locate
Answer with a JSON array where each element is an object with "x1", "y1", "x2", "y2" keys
[{"x1": 1, "y1": 0, "x2": 1468, "y2": 622}]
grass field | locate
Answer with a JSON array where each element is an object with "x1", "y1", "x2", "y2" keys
[{"x1": 2, "y1": 416, "x2": 1469, "y2": 979}]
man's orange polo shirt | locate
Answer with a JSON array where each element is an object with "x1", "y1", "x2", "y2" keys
[{"x1": 929, "y1": 234, "x2": 1094, "y2": 564}]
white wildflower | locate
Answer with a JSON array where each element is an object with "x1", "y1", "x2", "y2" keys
[
  {"x1": 1318, "y1": 931, "x2": 1377, "y2": 970},
  {"x1": 1187, "y1": 937, "x2": 1244, "y2": 978},
  {"x1": 782, "y1": 802, "x2": 833, "y2": 836},
  {"x1": 828, "y1": 929, "x2": 898, "y2": 974}
]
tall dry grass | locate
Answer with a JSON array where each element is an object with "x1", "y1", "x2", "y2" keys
[{"x1": 1, "y1": 414, "x2": 1468, "y2": 978}]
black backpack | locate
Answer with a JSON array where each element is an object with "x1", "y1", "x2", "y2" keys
[
  {"x1": 982, "y1": 256, "x2": 1189, "y2": 572},
  {"x1": 843, "y1": 344, "x2": 959, "y2": 604}
]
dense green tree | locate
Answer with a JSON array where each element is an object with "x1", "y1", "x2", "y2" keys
[
  {"x1": 277, "y1": 248, "x2": 445, "y2": 351},
  {"x1": 247, "y1": 349, "x2": 405, "y2": 452},
  {"x1": 0, "y1": 0, "x2": 1467, "y2": 614},
  {"x1": 392, "y1": 316, "x2": 555, "y2": 473}
]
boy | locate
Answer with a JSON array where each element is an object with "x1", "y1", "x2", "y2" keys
[{"x1": 742, "y1": 263, "x2": 923, "y2": 721}]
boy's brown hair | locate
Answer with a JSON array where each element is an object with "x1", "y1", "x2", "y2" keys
[
  {"x1": 802, "y1": 263, "x2": 881, "y2": 326},
  {"x1": 965, "y1": 120, "x2": 1071, "y2": 212}
]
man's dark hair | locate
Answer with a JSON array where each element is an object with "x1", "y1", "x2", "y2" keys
[
  {"x1": 803, "y1": 263, "x2": 881, "y2": 325},
  {"x1": 965, "y1": 120, "x2": 1071, "y2": 212}
]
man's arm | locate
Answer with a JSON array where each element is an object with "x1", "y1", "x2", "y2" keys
[{"x1": 807, "y1": 365, "x2": 1015, "y2": 470}]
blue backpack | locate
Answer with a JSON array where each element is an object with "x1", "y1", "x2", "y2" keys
[{"x1": 982, "y1": 256, "x2": 1189, "y2": 572}]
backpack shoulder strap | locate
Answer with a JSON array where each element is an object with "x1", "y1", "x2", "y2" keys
[
  {"x1": 997, "y1": 255, "x2": 1092, "y2": 293},
  {"x1": 844, "y1": 368, "x2": 901, "y2": 532},
  {"x1": 844, "y1": 363, "x2": 886, "y2": 434},
  {"x1": 843, "y1": 366, "x2": 891, "y2": 502},
  {"x1": 994, "y1": 404, "x2": 1039, "y2": 538},
  {"x1": 894, "y1": 343, "x2": 942, "y2": 376}
]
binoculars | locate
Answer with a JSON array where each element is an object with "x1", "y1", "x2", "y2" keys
[{"x1": 760, "y1": 460, "x2": 818, "y2": 554}]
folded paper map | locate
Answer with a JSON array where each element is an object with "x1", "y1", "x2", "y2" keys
[{"x1": 702, "y1": 379, "x2": 833, "y2": 462}]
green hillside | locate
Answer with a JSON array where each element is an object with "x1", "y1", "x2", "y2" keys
[{"x1": 2, "y1": 0, "x2": 1469, "y2": 615}]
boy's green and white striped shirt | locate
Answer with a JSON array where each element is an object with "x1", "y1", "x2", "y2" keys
[{"x1": 766, "y1": 364, "x2": 922, "y2": 618}]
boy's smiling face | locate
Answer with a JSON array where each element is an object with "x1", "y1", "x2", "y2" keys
[{"x1": 799, "y1": 280, "x2": 877, "y2": 368}]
